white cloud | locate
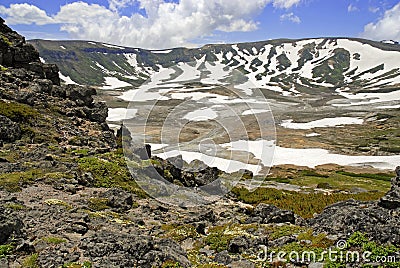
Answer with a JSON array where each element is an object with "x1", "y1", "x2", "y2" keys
[
  {"x1": 368, "y1": 6, "x2": 380, "y2": 13},
  {"x1": 0, "y1": 0, "x2": 303, "y2": 49},
  {"x1": 347, "y1": 4, "x2": 359, "y2": 12},
  {"x1": 280, "y1": 12, "x2": 301, "y2": 24},
  {"x1": 362, "y1": 3, "x2": 400, "y2": 41},
  {"x1": 273, "y1": 0, "x2": 301, "y2": 9},
  {"x1": 0, "y1": 4, "x2": 54, "y2": 25}
]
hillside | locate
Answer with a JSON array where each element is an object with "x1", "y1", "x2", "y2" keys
[{"x1": 30, "y1": 37, "x2": 400, "y2": 97}]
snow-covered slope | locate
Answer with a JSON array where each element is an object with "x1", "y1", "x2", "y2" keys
[{"x1": 30, "y1": 38, "x2": 400, "y2": 96}]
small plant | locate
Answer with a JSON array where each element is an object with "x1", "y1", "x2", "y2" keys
[
  {"x1": 44, "y1": 199, "x2": 72, "y2": 209},
  {"x1": 3, "y1": 202, "x2": 26, "y2": 210},
  {"x1": 0, "y1": 34, "x2": 12, "y2": 46},
  {"x1": 161, "y1": 260, "x2": 182, "y2": 268},
  {"x1": 0, "y1": 244, "x2": 14, "y2": 259},
  {"x1": 0, "y1": 101, "x2": 39, "y2": 122},
  {"x1": 21, "y1": 253, "x2": 39, "y2": 268},
  {"x1": 62, "y1": 261, "x2": 92, "y2": 268},
  {"x1": 88, "y1": 197, "x2": 109, "y2": 211},
  {"x1": 42, "y1": 236, "x2": 67, "y2": 244}
]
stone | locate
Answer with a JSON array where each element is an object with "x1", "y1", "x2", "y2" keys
[
  {"x1": 252, "y1": 203, "x2": 296, "y2": 224},
  {"x1": 102, "y1": 188, "x2": 134, "y2": 211},
  {"x1": 0, "y1": 115, "x2": 21, "y2": 142},
  {"x1": 379, "y1": 166, "x2": 400, "y2": 209}
]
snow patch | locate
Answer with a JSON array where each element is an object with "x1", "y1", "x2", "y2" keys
[
  {"x1": 281, "y1": 117, "x2": 363, "y2": 129},
  {"x1": 58, "y1": 72, "x2": 77, "y2": 85},
  {"x1": 101, "y1": 77, "x2": 132, "y2": 90},
  {"x1": 107, "y1": 108, "x2": 138, "y2": 122},
  {"x1": 183, "y1": 108, "x2": 218, "y2": 121}
]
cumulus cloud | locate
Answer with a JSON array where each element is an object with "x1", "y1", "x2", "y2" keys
[
  {"x1": 280, "y1": 12, "x2": 301, "y2": 24},
  {"x1": 362, "y1": 3, "x2": 400, "y2": 41},
  {"x1": 0, "y1": 4, "x2": 54, "y2": 25},
  {"x1": 0, "y1": 0, "x2": 303, "y2": 49}
]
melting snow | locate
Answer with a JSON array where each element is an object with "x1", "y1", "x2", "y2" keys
[
  {"x1": 101, "y1": 77, "x2": 132, "y2": 90},
  {"x1": 281, "y1": 117, "x2": 363, "y2": 129},
  {"x1": 102, "y1": 43, "x2": 125, "y2": 49},
  {"x1": 107, "y1": 108, "x2": 138, "y2": 122},
  {"x1": 59, "y1": 72, "x2": 77, "y2": 85},
  {"x1": 183, "y1": 108, "x2": 218, "y2": 121},
  {"x1": 242, "y1": 109, "x2": 270, "y2": 115}
]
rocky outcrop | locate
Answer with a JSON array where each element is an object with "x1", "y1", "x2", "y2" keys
[
  {"x1": 0, "y1": 115, "x2": 21, "y2": 142},
  {"x1": 78, "y1": 232, "x2": 190, "y2": 268},
  {"x1": 309, "y1": 170, "x2": 400, "y2": 245},
  {"x1": 0, "y1": 18, "x2": 59, "y2": 84},
  {"x1": 247, "y1": 203, "x2": 296, "y2": 224},
  {"x1": 379, "y1": 166, "x2": 400, "y2": 209}
]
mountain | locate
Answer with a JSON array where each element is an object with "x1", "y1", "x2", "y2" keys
[{"x1": 30, "y1": 37, "x2": 400, "y2": 97}]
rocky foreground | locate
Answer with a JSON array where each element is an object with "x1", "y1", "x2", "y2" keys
[{"x1": 0, "y1": 18, "x2": 399, "y2": 267}]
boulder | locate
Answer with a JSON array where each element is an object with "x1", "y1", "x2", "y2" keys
[
  {"x1": 379, "y1": 166, "x2": 400, "y2": 209},
  {"x1": 250, "y1": 203, "x2": 296, "y2": 224},
  {"x1": 102, "y1": 188, "x2": 134, "y2": 211},
  {"x1": 0, "y1": 115, "x2": 21, "y2": 142}
]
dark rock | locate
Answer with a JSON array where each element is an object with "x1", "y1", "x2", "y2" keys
[
  {"x1": 67, "y1": 221, "x2": 88, "y2": 235},
  {"x1": 379, "y1": 166, "x2": 400, "y2": 209},
  {"x1": 134, "y1": 144, "x2": 152, "y2": 160},
  {"x1": 309, "y1": 199, "x2": 400, "y2": 245},
  {"x1": 80, "y1": 231, "x2": 190, "y2": 267},
  {"x1": 43, "y1": 64, "x2": 60, "y2": 85},
  {"x1": 251, "y1": 203, "x2": 296, "y2": 224},
  {"x1": 64, "y1": 84, "x2": 96, "y2": 106},
  {"x1": 102, "y1": 188, "x2": 134, "y2": 211},
  {"x1": 0, "y1": 209, "x2": 24, "y2": 243},
  {"x1": 0, "y1": 115, "x2": 21, "y2": 142},
  {"x1": 214, "y1": 250, "x2": 232, "y2": 265},
  {"x1": 268, "y1": 235, "x2": 297, "y2": 247},
  {"x1": 88, "y1": 101, "x2": 108, "y2": 123},
  {"x1": 228, "y1": 235, "x2": 250, "y2": 253}
]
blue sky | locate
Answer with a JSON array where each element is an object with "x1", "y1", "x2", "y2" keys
[{"x1": 0, "y1": 0, "x2": 399, "y2": 49}]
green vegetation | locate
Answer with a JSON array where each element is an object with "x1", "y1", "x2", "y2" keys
[
  {"x1": 161, "y1": 224, "x2": 199, "y2": 242},
  {"x1": 325, "y1": 232, "x2": 400, "y2": 268},
  {"x1": 0, "y1": 34, "x2": 12, "y2": 46},
  {"x1": 0, "y1": 101, "x2": 39, "y2": 122},
  {"x1": 161, "y1": 260, "x2": 183, "y2": 268},
  {"x1": 62, "y1": 261, "x2": 92, "y2": 268},
  {"x1": 44, "y1": 199, "x2": 72, "y2": 209},
  {"x1": 76, "y1": 152, "x2": 147, "y2": 198},
  {"x1": 2, "y1": 202, "x2": 26, "y2": 210},
  {"x1": 0, "y1": 169, "x2": 43, "y2": 192},
  {"x1": 205, "y1": 224, "x2": 256, "y2": 252},
  {"x1": 88, "y1": 197, "x2": 109, "y2": 211},
  {"x1": 21, "y1": 253, "x2": 39, "y2": 268},
  {"x1": 232, "y1": 187, "x2": 384, "y2": 218},
  {"x1": 42, "y1": 236, "x2": 67, "y2": 245},
  {"x1": 0, "y1": 65, "x2": 7, "y2": 71},
  {"x1": 0, "y1": 244, "x2": 14, "y2": 259},
  {"x1": 266, "y1": 224, "x2": 308, "y2": 240},
  {"x1": 336, "y1": 171, "x2": 392, "y2": 182},
  {"x1": 268, "y1": 167, "x2": 392, "y2": 193}
]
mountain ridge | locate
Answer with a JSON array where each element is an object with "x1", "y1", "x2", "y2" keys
[{"x1": 29, "y1": 37, "x2": 400, "y2": 97}]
